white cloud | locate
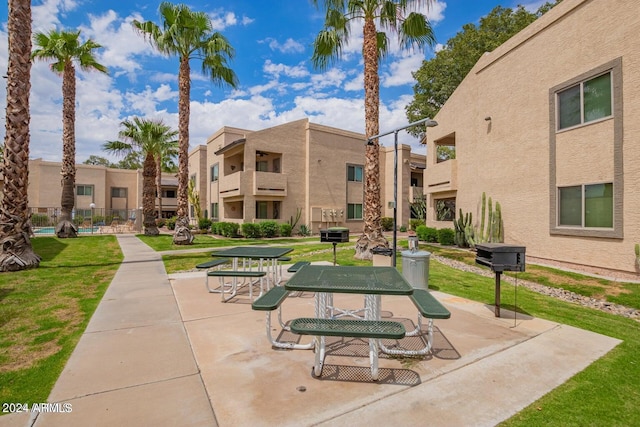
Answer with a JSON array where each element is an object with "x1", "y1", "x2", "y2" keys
[
  {"x1": 263, "y1": 60, "x2": 309, "y2": 79},
  {"x1": 382, "y1": 52, "x2": 425, "y2": 87},
  {"x1": 263, "y1": 37, "x2": 305, "y2": 54},
  {"x1": 32, "y1": 0, "x2": 80, "y2": 32},
  {"x1": 209, "y1": 11, "x2": 254, "y2": 30}
]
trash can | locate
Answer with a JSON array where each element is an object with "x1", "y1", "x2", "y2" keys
[
  {"x1": 401, "y1": 250, "x2": 431, "y2": 289},
  {"x1": 372, "y1": 247, "x2": 394, "y2": 267}
]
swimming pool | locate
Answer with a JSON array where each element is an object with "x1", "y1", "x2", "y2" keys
[{"x1": 33, "y1": 226, "x2": 99, "y2": 234}]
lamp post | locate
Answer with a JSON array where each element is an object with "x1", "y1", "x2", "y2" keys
[
  {"x1": 367, "y1": 118, "x2": 438, "y2": 266},
  {"x1": 89, "y1": 203, "x2": 96, "y2": 234}
]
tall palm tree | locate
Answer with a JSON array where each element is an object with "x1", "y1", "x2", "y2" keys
[
  {"x1": 0, "y1": 0, "x2": 41, "y2": 271},
  {"x1": 32, "y1": 30, "x2": 107, "y2": 238},
  {"x1": 133, "y1": 2, "x2": 238, "y2": 245},
  {"x1": 103, "y1": 118, "x2": 178, "y2": 236},
  {"x1": 311, "y1": 0, "x2": 435, "y2": 259}
]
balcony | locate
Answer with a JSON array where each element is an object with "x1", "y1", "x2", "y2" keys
[
  {"x1": 254, "y1": 171, "x2": 287, "y2": 197},
  {"x1": 425, "y1": 159, "x2": 457, "y2": 194},
  {"x1": 219, "y1": 171, "x2": 245, "y2": 198}
]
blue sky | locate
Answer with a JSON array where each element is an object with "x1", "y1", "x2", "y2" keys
[{"x1": 0, "y1": 0, "x2": 548, "y2": 163}]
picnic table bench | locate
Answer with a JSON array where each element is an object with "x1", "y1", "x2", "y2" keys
[{"x1": 196, "y1": 258, "x2": 230, "y2": 293}]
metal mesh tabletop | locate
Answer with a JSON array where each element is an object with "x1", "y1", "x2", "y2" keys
[
  {"x1": 212, "y1": 246, "x2": 293, "y2": 259},
  {"x1": 285, "y1": 265, "x2": 413, "y2": 295}
]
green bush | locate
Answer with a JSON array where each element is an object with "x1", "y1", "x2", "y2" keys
[
  {"x1": 259, "y1": 220, "x2": 279, "y2": 238},
  {"x1": 155, "y1": 218, "x2": 166, "y2": 228},
  {"x1": 416, "y1": 225, "x2": 428, "y2": 241},
  {"x1": 381, "y1": 217, "x2": 394, "y2": 231},
  {"x1": 166, "y1": 216, "x2": 177, "y2": 230},
  {"x1": 298, "y1": 224, "x2": 311, "y2": 236},
  {"x1": 280, "y1": 223, "x2": 292, "y2": 237},
  {"x1": 437, "y1": 228, "x2": 455, "y2": 245},
  {"x1": 198, "y1": 218, "x2": 212, "y2": 231},
  {"x1": 220, "y1": 222, "x2": 239, "y2": 237},
  {"x1": 399, "y1": 225, "x2": 407, "y2": 232},
  {"x1": 425, "y1": 227, "x2": 438, "y2": 243},
  {"x1": 241, "y1": 223, "x2": 262, "y2": 238},
  {"x1": 409, "y1": 219, "x2": 425, "y2": 230}
]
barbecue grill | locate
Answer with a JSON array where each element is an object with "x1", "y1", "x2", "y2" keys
[{"x1": 475, "y1": 243, "x2": 526, "y2": 317}]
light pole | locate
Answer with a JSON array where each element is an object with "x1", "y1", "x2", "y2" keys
[
  {"x1": 367, "y1": 118, "x2": 438, "y2": 266},
  {"x1": 89, "y1": 203, "x2": 96, "y2": 234}
]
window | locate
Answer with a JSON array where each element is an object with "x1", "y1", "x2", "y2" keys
[
  {"x1": 347, "y1": 203, "x2": 363, "y2": 220},
  {"x1": 256, "y1": 161, "x2": 268, "y2": 172},
  {"x1": 558, "y1": 72, "x2": 612, "y2": 130},
  {"x1": 162, "y1": 189, "x2": 176, "y2": 198},
  {"x1": 211, "y1": 164, "x2": 219, "y2": 182},
  {"x1": 273, "y1": 158, "x2": 280, "y2": 173},
  {"x1": 558, "y1": 183, "x2": 613, "y2": 228},
  {"x1": 256, "y1": 201, "x2": 268, "y2": 219},
  {"x1": 347, "y1": 165, "x2": 363, "y2": 182},
  {"x1": 435, "y1": 198, "x2": 456, "y2": 221},
  {"x1": 211, "y1": 203, "x2": 219, "y2": 220},
  {"x1": 76, "y1": 185, "x2": 93, "y2": 196},
  {"x1": 111, "y1": 187, "x2": 127, "y2": 198}
]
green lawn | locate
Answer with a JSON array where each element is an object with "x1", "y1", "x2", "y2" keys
[
  {"x1": 1, "y1": 234, "x2": 639, "y2": 425},
  {"x1": 0, "y1": 236, "x2": 122, "y2": 405}
]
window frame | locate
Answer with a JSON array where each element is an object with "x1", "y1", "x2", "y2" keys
[
  {"x1": 111, "y1": 187, "x2": 127, "y2": 198},
  {"x1": 558, "y1": 182, "x2": 614, "y2": 229},
  {"x1": 347, "y1": 164, "x2": 363, "y2": 182},
  {"x1": 556, "y1": 71, "x2": 613, "y2": 132},
  {"x1": 347, "y1": 203, "x2": 363, "y2": 220},
  {"x1": 211, "y1": 164, "x2": 219, "y2": 182},
  {"x1": 76, "y1": 185, "x2": 93, "y2": 196}
]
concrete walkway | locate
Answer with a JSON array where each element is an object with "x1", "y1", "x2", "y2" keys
[{"x1": 1, "y1": 235, "x2": 622, "y2": 427}]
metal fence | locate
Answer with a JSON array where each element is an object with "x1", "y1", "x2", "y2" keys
[{"x1": 29, "y1": 207, "x2": 142, "y2": 234}]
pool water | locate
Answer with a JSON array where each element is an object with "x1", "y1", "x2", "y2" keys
[{"x1": 33, "y1": 227, "x2": 99, "y2": 234}]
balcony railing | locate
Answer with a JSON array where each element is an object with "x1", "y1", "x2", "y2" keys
[
  {"x1": 425, "y1": 159, "x2": 457, "y2": 193},
  {"x1": 254, "y1": 171, "x2": 287, "y2": 197}
]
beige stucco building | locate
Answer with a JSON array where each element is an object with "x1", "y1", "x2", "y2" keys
[
  {"x1": 190, "y1": 118, "x2": 425, "y2": 235},
  {"x1": 27, "y1": 158, "x2": 178, "y2": 225},
  {"x1": 424, "y1": 0, "x2": 639, "y2": 274}
]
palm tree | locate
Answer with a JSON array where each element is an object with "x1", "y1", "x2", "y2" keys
[
  {"x1": 311, "y1": 0, "x2": 435, "y2": 259},
  {"x1": 103, "y1": 118, "x2": 178, "y2": 236},
  {"x1": 133, "y1": 2, "x2": 238, "y2": 245},
  {"x1": 32, "y1": 30, "x2": 107, "y2": 238},
  {"x1": 0, "y1": 0, "x2": 41, "y2": 271}
]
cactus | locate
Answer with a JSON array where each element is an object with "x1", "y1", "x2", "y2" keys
[
  {"x1": 635, "y1": 243, "x2": 640, "y2": 269},
  {"x1": 454, "y1": 209, "x2": 476, "y2": 248},
  {"x1": 480, "y1": 192, "x2": 486, "y2": 241}
]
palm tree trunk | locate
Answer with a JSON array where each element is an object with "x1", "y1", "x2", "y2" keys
[
  {"x1": 173, "y1": 55, "x2": 193, "y2": 244},
  {"x1": 56, "y1": 62, "x2": 78, "y2": 238},
  {"x1": 143, "y1": 153, "x2": 159, "y2": 235},
  {"x1": 0, "y1": 0, "x2": 41, "y2": 271},
  {"x1": 155, "y1": 154, "x2": 163, "y2": 220},
  {"x1": 355, "y1": 17, "x2": 388, "y2": 260}
]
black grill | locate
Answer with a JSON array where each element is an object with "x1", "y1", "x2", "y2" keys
[
  {"x1": 320, "y1": 227, "x2": 349, "y2": 243},
  {"x1": 475, "y1": 243, "x2": 526, "y2": 317}
]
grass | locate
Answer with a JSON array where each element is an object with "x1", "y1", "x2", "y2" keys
[
  {"x1": 2, "y1": 234, "x2": 639, "y2": 425},
  {"x1": 0, "y1": 235, "x2": 122, "y2": 405},
  {"x1": 137, "y1": 233, "x2": 319, "y2": 252}
]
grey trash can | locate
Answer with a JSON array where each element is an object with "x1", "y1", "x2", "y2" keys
[
  {"x1": 372, "y1": 247, "x2": 394, "y2": 267},
  {"x1": 401, "y1": 250, "x2": 431, "y2": 289}
]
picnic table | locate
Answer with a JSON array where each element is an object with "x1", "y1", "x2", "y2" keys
[
  {"x1": 211, "y1": 246, "x2": 293, "y2": 301},
  {"x1": 284, "y1": 265, "x2": 413, "y2": 379}
]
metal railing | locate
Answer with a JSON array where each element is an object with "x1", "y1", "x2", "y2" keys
[{"x1": 29, "y1": 207, "x2": 142, "y2": 234}]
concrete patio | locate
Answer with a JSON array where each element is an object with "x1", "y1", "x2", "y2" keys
[{"x1": 0, "y1": 235, "x2": 621, "y2": 427}]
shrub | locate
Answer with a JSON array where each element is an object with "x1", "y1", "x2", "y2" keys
[
  {"x1": 381, "y1": 217, "x2": 394, "y2": 231},
  {"x1": 259, "y1": 220, "x2": 279, "y2": 238},
  {"x1": 241, "y1": 223, "x2": 262, "y2": 238},
  {"x1": 416, "y1": 225, "x2": 428, "y2": 241},
  {"x1": 220, "y1": 222, "x2": 239, "y2": 237},
  {"x1": 437, "y1": 228, "x2": 455, "y2": 246},
  {"x1": 155, "y1": 218, "x2": 166, "y2": 228},
  {"x1": 299, "y1": 224, "x2": 311, "y2": 236},
  {"x1": 425, "y1": 227, "x2": 438, "y2": 243},
  {"x1": 280, "y1": 223, "x2": 292, "y2": 237},
  {"x1": 198, "y1": 218, "x2": 212, "y2": 231},
  {"x1": 409, "y1": 219, "x2": 425, "y2": 230},
  {"x1": 399, "y1": 225, "x2": 407, "y2": 232},
  {"x1": 166, "y1": 216, "x2": 177, "y2": 230}
]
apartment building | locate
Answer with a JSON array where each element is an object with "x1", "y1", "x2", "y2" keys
[
  {"x1": 424, "y1": 0, "x2": 639, "y2": 274},
  {"x1": 27, "y1": 158, "x2": 179, "y2": 223},
  {"x1": 190, "y1": 118, "x2": 425, "y2": 235}
]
